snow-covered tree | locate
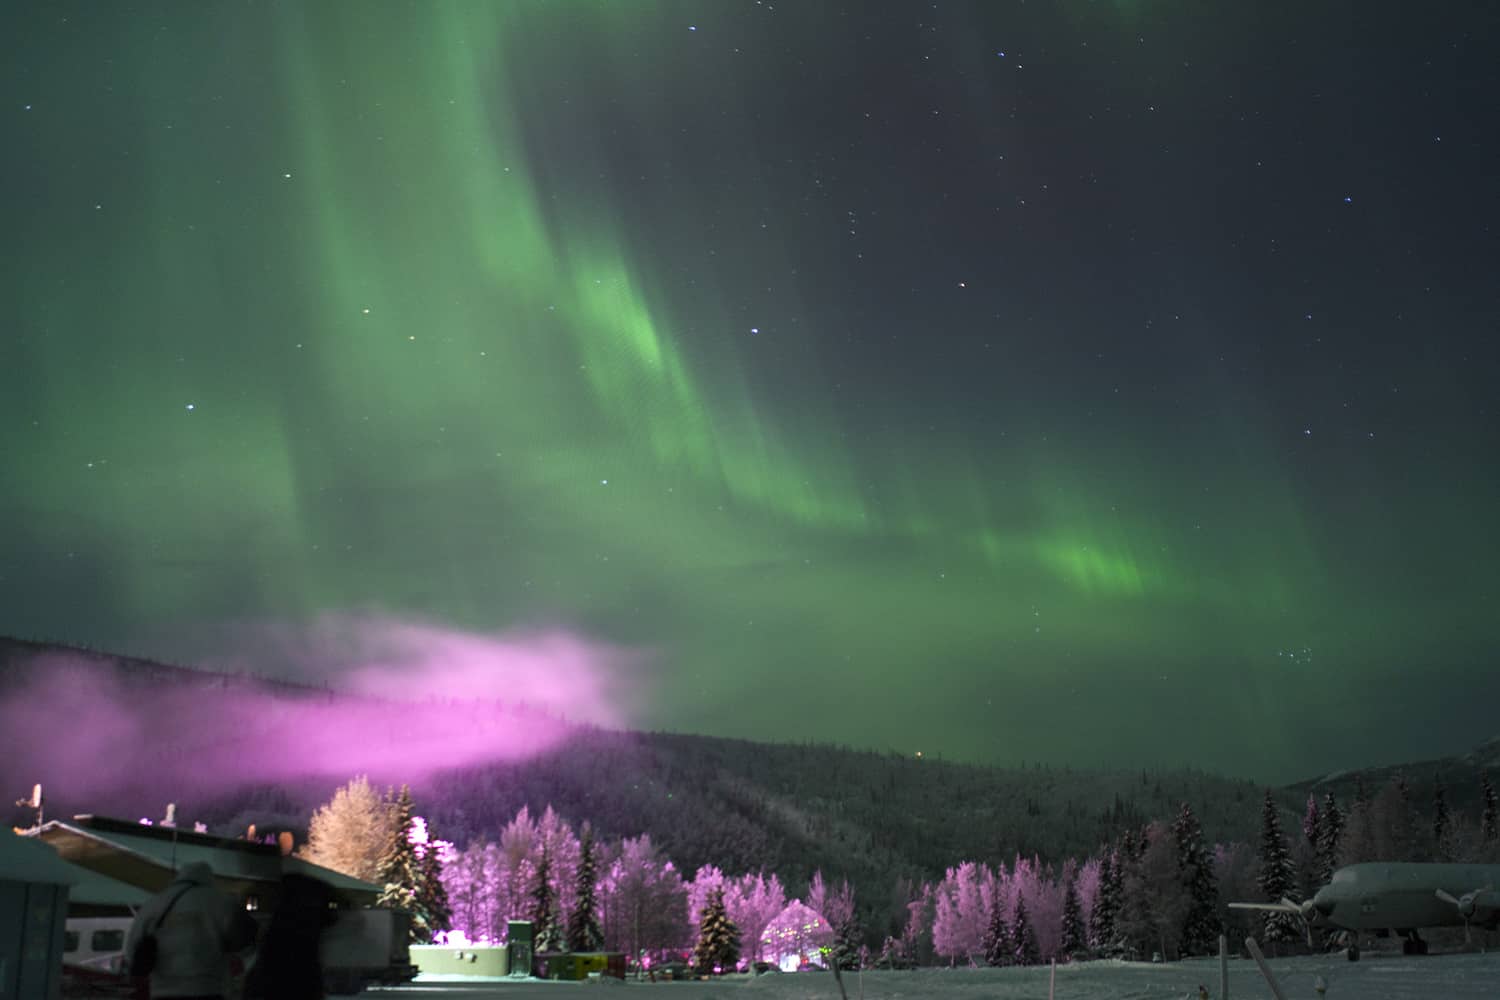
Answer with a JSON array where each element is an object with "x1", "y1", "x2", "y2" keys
[
  {"x1": 1317, "y1": 794, "x2": 1343, "y2": 884},
  {"x1": 1089, "y1": 848, "x2": 1121, "y2": 952},
  {"x1": 1011, "y1": 894, "x2": 1039, "y2": 966},
  {"x1": 806, "y1": 871, "x2": 856, "y2": 940},
  {"x1": 931, "y1": 861, "x2": 993, "y2": 964},
  {"x1": 1172, "y1": 803, "x2": 1219, "y2": 956},
  {"x1": 443, "y1": 840, "x2": 499, "y2": 943},
  {"x1": 1215, "y1": 840, "x2": 1258, "y2": 946},
  {"x1": 730, "y1": 872, "x2": 787, "y2": 966},
  {"x1": 1256, "y1": 790, "x2": 1300, "y2": 944},
  {"x1": 831, "y1": 909, "x2": 863, "y2": 971},
  {"x1": 1302, "y1": 794, "x2": 1321, "y2": 851},
  {"x1": 411, "y1": 816, "x2": 452, "y2": 942},
  {"x1": 1483, "y1": 773, "x2": 1499, "y2": 845},
  {"x1": 599, "y1": 834, "x2": 689, "y2": 961},
  {"x1": 1117, "y1": 822, "x2": 1191, "y2": 960},
  {"x1": 530, "y1": 846, "x2": 561, "y2": 952},
  {"x1": 567, "y1": 825, "x2": 603, "y2": 952},
  {"x1": 375, "y1": 786, "x2": 429, "y2": 940},
  {"x1": 983, "y1": 897, "x2": 1011, "y2": 966},
  {"x1": 1433, "y1": 780, "x2": 1451, "y2": 860},
  {"x1": 1059, "y1": 877, "x2": 1084, "y2": 958},
  {"x1": 692, "y1": 886, "x2": 740, "y2": 975},
  {"x1": 299, "y1": 775, "x2": 393, "y2": 882}
]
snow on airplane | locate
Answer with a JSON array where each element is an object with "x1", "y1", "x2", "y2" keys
[{"x1": 1231, "y1": 862, "x2": 1500, "y2": 960}]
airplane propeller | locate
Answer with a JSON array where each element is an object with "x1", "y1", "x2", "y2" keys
[{"x1": 1435, "y1": 886, "x2": 1492, "y2": 945}]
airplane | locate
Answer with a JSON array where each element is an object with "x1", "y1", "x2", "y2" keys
[{"x1": 1231, "y1": 862, "x2": 1500, "y2": 960}]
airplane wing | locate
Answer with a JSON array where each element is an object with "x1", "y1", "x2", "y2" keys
[{"x1": 1228, "y1": 897, "x2": 1313, "y2": 916}]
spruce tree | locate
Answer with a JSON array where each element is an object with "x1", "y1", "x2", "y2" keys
[
  {"x1": 1317, "y1": 794, "x2": 1343, "y2": 884},
  {"x1": 691, "y1": 886, "x2": 740, "y2": 975},
  {"x1": 831, "y1": 910, "x2": 863, "y2": 971},
  {"x1": 1059, "y1": 878, "x2": 1085, "y2": 958},
  {"x1": 1392, "y1": 773, "x2": 1417, "y2": 860},
  {"x1": 566, "y1": 825, "x2": 604, "y2": 952},
  {"x1": 1172, "y1": 802, "x2": 1219, "y2": 956},
  {"x1": 1483, "y1": 773, "x2": 1499, "y2": 844},
  {"x1": 983, "y1": 897, "x2": 1012, "y2": 966},
  {"x1": 1302, "y1": 794, "x2": 1321, "y2": 850},
  {"x1": 1011, "y1": 894, "x2": 1039, "y2": 966},
  {"x1": 375, "y1": 786, "x2": 426, "y2": 938},
  {"x1": 530, "y1": 846, "x2": 561, "y2": 953},
  {"x1": 414, "y1": 830, "x2": 452, "y2": 942},
  {"x1": 1432, "y1": 780, "x2": 1450, "y2": 860},
  {"x1": 1256, "y1": 789, "x2": 1300, "y2": 944},
  {"x1": 1090, "y1": 849, "x2": 1121, "y2": 952}
]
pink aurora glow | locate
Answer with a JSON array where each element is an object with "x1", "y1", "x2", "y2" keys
[{"x1": 0, "y1": 619, "x2": 639, "y2": 807}]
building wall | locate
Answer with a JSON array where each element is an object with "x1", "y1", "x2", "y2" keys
[
  {"x1": 0, "y1": 880, "x2": 69, "y2": 1000},
  {"x1": 410, "y1": 943, "x2": 510, "y2": 977}
]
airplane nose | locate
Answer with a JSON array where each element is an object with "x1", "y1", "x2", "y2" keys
[{"x1": 1310, "y1": 886, "x2": 1336, "y2": 917}]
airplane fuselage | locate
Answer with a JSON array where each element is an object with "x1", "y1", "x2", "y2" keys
[{"x1": 1313, "y1": 862, "x2": 1500, "y2": 934}]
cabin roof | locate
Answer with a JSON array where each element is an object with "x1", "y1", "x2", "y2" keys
[{"x1": 29, "y1": 815, "x2": 379, "y2": 906}]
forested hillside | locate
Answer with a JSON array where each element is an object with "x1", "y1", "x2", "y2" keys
[{"x1": 2, "y1": 635, "x2": 1285, "y2": 896}]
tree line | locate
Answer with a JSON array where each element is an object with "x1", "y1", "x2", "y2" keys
[{"x1": 300, "y1": 768, "x2": 1498, "y2": 973}]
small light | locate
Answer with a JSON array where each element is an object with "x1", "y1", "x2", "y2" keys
[{"x1": 185, "y1": 403, "x2": 196, "y2": 411}]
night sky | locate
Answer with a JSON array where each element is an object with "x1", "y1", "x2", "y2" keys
[{"x1": 3, "y1": 2, "x2": 1496, "y2": 783}]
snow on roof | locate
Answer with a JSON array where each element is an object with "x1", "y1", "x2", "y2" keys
[{"x1": 30, "y1": 815, "x2": 378, "y2": 903}]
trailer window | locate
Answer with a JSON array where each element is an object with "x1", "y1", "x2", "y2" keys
[
  {"x1": 91, "y1": 930, "x2": 125, "y2": 952},
  {"x1": 64, "y1": 931, "x2": 79, "y2": 952}
]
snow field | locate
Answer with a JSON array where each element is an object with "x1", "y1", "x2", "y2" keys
[{"x1": 405, "y1": 950, "x2": 1500, "y2": 999}]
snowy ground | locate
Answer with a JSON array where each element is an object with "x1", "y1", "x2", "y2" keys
[{"x1": 379, "y1": 951, "x2": 1500, "y2": 999}]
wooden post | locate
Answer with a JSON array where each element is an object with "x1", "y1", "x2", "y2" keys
[
  {"x1": 1049, "y1": 957, "x2": 1056, "y2": 1000},
  {"x1": 1219, "y1": 934, "x2": 1228, "y2": 999},
  {"x1": 1244, "y1": 938, "x2": 1287, "y2": 1000}
]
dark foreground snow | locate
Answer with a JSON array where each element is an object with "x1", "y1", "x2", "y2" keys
[{"x1": 390, "y1": 950, "x2": 1500, "y2": 998}]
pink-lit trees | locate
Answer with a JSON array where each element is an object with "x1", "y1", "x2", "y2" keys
[
  {"x1": 598, "y1": 834, "x2": 690, "y2": 961},
  {"x1": 730, "y1": 871, "x2": 788, "y2": 966},
  {"x1": 932, "y1": 861, "x2": 996, "y2": 964},
  {"x1": 685, "y1": 865, "x2": 787, "y2": 968}
]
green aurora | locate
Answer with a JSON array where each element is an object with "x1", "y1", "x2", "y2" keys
[{"x1": 3, "y1": 2, "x2": 1495, "y2": 781}]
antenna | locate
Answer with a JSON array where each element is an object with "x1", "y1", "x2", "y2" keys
[
  {"x1": 164, "y1": 802, "x2": 179, "y2": 870},
  {"x1": 13, "y1": 783, "x2": 43, "y2": 829}
]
